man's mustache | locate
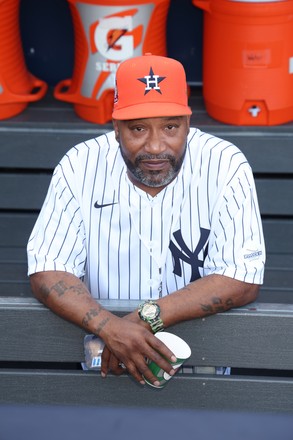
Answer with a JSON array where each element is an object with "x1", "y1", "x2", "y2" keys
[{"x1": 135, "y1": 154, "x2": 175, "y2": 163}]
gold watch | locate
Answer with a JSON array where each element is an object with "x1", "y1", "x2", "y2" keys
[{"x1": 138, "y1": 300, "x2": 164, "y2": 333}]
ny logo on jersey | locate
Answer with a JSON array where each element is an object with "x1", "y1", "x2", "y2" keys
[
  {"x1": 138, "y1": 67, "x2": 166, "y2": 95},
  {"x1": 169, "y1": 228, "x2": 210, "y2": 282}
]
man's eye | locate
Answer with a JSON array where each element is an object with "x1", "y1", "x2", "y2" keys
[{"x1": 131, "y1": 126, "x2": 144, "y2": 132}]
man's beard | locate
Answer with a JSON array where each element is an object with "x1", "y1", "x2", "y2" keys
[{"x1": 120, "y1": 147, "x2": 186, "y2": 188}]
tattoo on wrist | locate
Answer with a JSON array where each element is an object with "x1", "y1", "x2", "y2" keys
[
  {"x1": 82, "y1": 307, "x2": 102, "y2": 327},
  {"x1": 94, "y1": 317, "x2": 110, "y2": 336}
]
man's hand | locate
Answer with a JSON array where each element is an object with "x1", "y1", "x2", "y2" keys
[{"x1": 100, "y1": 314, "x2": 176, "y2": 386}]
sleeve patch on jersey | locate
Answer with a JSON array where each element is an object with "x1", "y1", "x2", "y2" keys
[{"x1": 243, "y1": 242, "x2": 263, "y2": 262}]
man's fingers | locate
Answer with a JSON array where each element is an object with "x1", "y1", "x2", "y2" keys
[
  {"x1": 101, "y1": 345, "x2": 111, "y2": 376},
  {"x1": 151, "y1": 334, "x2": 177, "y2": 363},
  {"x1": 124, "y1": 355, "x2": 167, "y2": 387},
  {"x1": 123, "y1": 344, "x2": 176, "y2": 387},
  {"x1": 144, "y1": 333, "x2": 177, "y2": 372},
  {"x1": 108, "y1": 353, "x2": 127, "y2": 375}
]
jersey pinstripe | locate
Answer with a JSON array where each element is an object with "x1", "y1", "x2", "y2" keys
[{"x1": 27, "y1": 128, "x2": 265, "y2": 300}]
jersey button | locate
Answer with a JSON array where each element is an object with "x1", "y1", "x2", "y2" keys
[{"x1": 148, "y1": 278, "x2": 160, "y2": 287}]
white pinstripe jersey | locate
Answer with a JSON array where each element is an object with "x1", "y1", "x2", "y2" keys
[{"x1": 27, "y1": 128, "x2": 265, "y2": 300}]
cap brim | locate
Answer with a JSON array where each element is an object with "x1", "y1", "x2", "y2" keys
[{"x1": 112, "y1": 102, "x2": 192, "y2": 120}]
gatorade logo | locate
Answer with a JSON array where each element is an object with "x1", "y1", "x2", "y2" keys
[
  {"x1": 75, "y1": 3, "x2": 154, "y2": 98},
  {"x1": 91, "y1": 12, "x2": 142, "y2": 61},
  {"x1": 89, "y1": 8, "x2": 149, "y2": 63}
]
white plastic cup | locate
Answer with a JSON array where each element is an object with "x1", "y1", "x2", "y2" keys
[{"x1": 144, "y1": 331, "x2": 191, "y2": 388}]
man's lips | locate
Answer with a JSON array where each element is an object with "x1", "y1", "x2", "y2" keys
[{"x1": 140, "y1": 160, "x2": 169, "y2": 170}]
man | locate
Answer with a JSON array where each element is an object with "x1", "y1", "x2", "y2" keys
[{"x1": 27, "y1": 54, "x2": 265, "y2": 387}]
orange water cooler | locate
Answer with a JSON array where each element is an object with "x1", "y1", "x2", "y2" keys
[
  {"x1": 0, "y1": 0, "x2": 48, "y2": 120},
  {"x1": 193, "y1": 0, "x2": 293, "y2": 125},
  {"x1": 54, "y1": 0, "x2": 170, "y2": 124}
]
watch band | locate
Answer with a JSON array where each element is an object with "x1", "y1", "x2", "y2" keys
[{"x1": 150, "y1": 315, "x2": 164, "y2": 333}]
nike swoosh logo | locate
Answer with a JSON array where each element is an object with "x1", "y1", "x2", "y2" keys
[{"x1": 94, "y1": 201, "x2": 118, "y2": 209}]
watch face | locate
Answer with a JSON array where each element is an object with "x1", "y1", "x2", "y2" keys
[{"x1": 143, "y1": 303, "x2": 158, "y2": 319}]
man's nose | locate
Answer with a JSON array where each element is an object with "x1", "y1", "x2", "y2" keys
[{"x1": 144, "y1": 131, "x2": 166, "y2": 154}]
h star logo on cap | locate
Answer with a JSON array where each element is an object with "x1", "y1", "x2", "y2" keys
[{"x1": 138, "y1": 67, "x2": 166, "y2": 95}]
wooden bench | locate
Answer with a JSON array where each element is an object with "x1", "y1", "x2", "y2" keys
[{"x1": 0, "y1": 297, "x2": 293, "y2": 412}]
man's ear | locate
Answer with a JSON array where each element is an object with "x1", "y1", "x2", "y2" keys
[{"x1": 112, "y1": 119, "x2": 119, "y2": 142}]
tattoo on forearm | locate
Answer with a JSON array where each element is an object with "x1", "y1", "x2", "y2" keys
[
  {"x1": 39, "y1": 280, "x2": 88, "y2": 300},
  {"x1": 94, "y1": 317, "x2": 110, "y2": 336},
  {"x1": 53, "y1": 281, "x2": 68, "y2": 297},
  {"x1": 82, "y1": 307, "x2": 102, "y2": 327},
  {"x1": 40, "y1": 284, "x2": 51, "y2": 299},
  {"x1": 225, "y1": 298, "x2": 234, "y2": 307},
  {"x1": 200, "y1": 297, "x2": 234, "y2": 315}
]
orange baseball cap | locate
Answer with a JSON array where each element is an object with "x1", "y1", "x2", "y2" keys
[{"x1": 112, "y1": 53, "x2": 192, "y2": 120}]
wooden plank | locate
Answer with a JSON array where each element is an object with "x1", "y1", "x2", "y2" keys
[
  {"x1": 1, "y1": 86, "x2": 292, "y2": 176},
  {"x1": 0, "y1": 213, "x2": 37, "y2": 246},
  {"x1": 1, "y1": 264, "x2": 292, "y2": 300},
  {"x1": 1, "y1": 173, "x2": 292, "y2": 216},
  {"x1": 0, "y1": 174, "x2": 50, "y2": 210},
  {"x1": 1, "y1": 116, "x2": 293, "y2": 174},
  {"x1": 1, "y1": 216, "x2": 292, "y2": 299},
  {"x1": 0, "y1": 247, "x2": 27, "y2": 261},
  {"x1": 0, "y1": 129, "x2": 105, "y2": 170},
  {"x1": 1, "y1": 127, "x2": 293, "y2": 174},
  {"x1": 0, "y1": 282, "x2": 31, "y2": 297},
  {"x1": 0, "y1": 371, "x2": 292, "y2": 412},
  {"x1": 0, "y1": 216, "x2": 292, "y2": 256},
  {"x1": 1, "y1": 258, "x2": 293, "y2": 300},
  {"x1": 0, "y1": 299, "x2": 293, "y2": 370},
  {"x1": 2, "y1": 279, "x2": 293, "y2": 302},
  {"x1": 1, "y1": 215, "x2": 292, "y2": 252},
  {"x1": 255, "y1": 179, "x2": 293, "y2": 216},
  {"x1": 263, "y1": 268, "x2": 293, "y2": 290},
  {"x1": 262, "y1": 220, "x2": 293, "y2": 254},
  {"x1": 258, "y1": 289, "x2": 293, "y2": 303},
  {"x1": 0, "y1": 261, "x2": 28, "y2": 280},
  {"x1": 266, "y1": 253, "x2": 293, "y2": 267},
  {"x1": 1, "y1": 266, "x2": 292, "y2": 300},
  {"x1": 220, "y1": 133, "x2": 293, "y2": 174}
]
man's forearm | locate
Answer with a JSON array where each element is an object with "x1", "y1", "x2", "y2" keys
[
  {"x1": 156, "y1": 274, "x2": 259, "y2": 329},
  {"x1": 29, "y1": 271, "x2": 115, "y2": 338},
  {"x1": 30, "y1": 271, "x2": 259, "y2": 337},
  {"x1": 30, "y1": 270, "x2": 178, "y2": 386}
]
